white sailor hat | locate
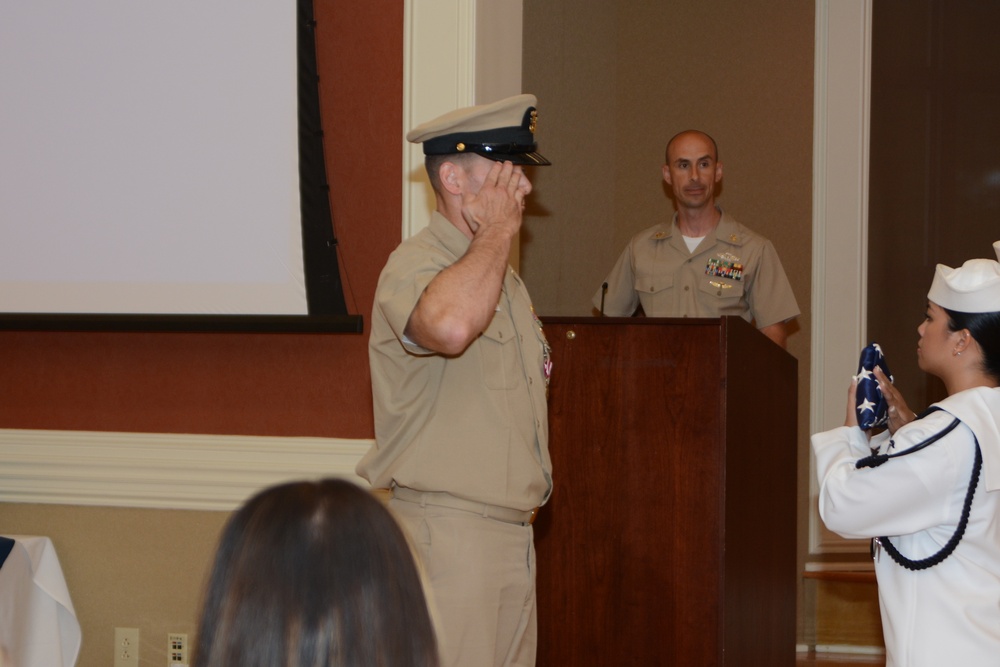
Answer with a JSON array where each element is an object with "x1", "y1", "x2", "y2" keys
[
  {"x1": 406, "y1": 94, "x2": 551, "y2": 166},
  {"x1": 927, "y1": 241, "x2": 1000, "y2": 313}
]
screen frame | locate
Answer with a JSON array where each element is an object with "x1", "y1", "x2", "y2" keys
[{"x1": 0, "y1": 0, "x2": 362, "y2": 334}]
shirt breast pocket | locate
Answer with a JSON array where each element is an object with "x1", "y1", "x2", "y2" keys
[
  {"x1": 632, "y1": 271, "x2": 674, "y2": 296},
  {"x1": 698, "y1": 275, "x2": 745, "y2": 308},
  {"x1": 480, "y1": 309, "x2": 519, "y2": 390}
]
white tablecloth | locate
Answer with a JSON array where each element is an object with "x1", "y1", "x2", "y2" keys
[{"x1": 0, "y1": 535, "x2": 81, "y2": 667}]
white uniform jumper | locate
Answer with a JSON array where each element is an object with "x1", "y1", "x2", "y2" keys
[{"x1": 812, "y1": 387, "x2": 1000, "y2": 667}]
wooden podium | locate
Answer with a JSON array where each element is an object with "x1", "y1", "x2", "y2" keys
[{"x1": 534, "y1": 316, "x2": 797, "y2": 666}]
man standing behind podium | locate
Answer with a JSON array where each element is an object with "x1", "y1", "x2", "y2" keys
[
  {"x1": 592, "y1": 130, "x2": 799, "y2": 348},
  {"x1": 357, "y1": 94, "x2": 553, "y2": 667}
]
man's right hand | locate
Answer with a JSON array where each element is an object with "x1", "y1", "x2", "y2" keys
[{"x1": 460, "y1": 160, "x2": 527, "y2": 237}]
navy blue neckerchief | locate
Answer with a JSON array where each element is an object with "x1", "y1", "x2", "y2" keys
[{"x1": 0, "y1": 536, "x2": 15, "y2": 569}]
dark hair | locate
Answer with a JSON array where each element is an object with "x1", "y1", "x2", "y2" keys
[
  {"x1": 944, "y1": 308, "x2": 1000, "y2": 382},
  {"x1": 192, "y1": 479, "x2": 438, "y2": 667}
]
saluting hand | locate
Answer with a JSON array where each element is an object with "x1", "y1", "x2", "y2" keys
[{"x1": 461, "y1": 160, "x2": 529, "y2": 237}]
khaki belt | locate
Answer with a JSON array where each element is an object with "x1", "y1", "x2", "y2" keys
[{"x1": 391, "y1": 486, "x2": 538, "y2": 525}]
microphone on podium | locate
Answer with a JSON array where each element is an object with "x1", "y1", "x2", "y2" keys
[{"x1": 599, "y1": 282, "x2": 608, "y2": 316}]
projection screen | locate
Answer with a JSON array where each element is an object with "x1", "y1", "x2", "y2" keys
[{"x1": 0, "y1": 0, "x2": 357, "y2": 332}]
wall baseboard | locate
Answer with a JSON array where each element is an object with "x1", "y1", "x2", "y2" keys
[
  {"x1": 813, "y1": 645, "x2": 885, "y2": 656},
  {"x1": 0, "y1": 428, "x2": 372, "y2": 511}
]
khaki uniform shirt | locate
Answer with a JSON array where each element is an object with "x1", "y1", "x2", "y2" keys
[
  {"x1": 593, "y1": 211, "x2": 799, "y2": 328},
  {"x1": 357, "y1": 212, "x2": 552, "y2": 511}
]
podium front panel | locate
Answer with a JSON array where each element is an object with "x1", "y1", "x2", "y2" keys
[{"x1": 535, "y1": 317, "x2": 796, "y2": 666}]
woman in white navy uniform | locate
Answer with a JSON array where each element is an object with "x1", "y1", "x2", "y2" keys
[{"x1": 813, "y1": 241, "x2": 1000, "y2": 666}]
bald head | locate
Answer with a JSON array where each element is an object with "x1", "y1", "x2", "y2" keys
[{"x1": 665, "y1": 130, "x2": 719, "y2": 164}]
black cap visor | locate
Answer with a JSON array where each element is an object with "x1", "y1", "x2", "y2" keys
[
  {"x1": 470, "y1": 144, "x2": 551, "y2": 166},
  {"x1": 423, "y1": 127, "x2": 551, "y2": 165}
]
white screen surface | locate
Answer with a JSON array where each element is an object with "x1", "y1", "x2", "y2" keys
[{"x1": 0, "y1": 0, "x2": 307, "y2": 315}]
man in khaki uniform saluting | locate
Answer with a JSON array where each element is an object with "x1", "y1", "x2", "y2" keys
[
  {"x1": 594, "y1": 130, "x2": 799, "y2": 347},
  {"x1": 357, "y1": 94, "x2": 553, "y2": 667}
]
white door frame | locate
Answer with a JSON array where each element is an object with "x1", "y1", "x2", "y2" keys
[{"x1": 809, "y1": 0, "x2": 872, "y2": 557}]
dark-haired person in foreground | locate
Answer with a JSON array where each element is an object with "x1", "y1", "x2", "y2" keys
[
  {"x1": 191, "y1": 479, "x2": 438, "y2": 667},
  {"x1": 813, "y1": 242, "x2": 1000, "y2": 666},
  {"x1": 357, "y1": 94, "x2": 553, "y2": 667}
]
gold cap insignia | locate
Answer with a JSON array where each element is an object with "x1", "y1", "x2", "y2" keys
[
  {"x1": 529, "y1": 109, "x2": 538, "y2": 134},
  {"x1": 729, "y1": 234, "x2": 738, "y2": 242}
]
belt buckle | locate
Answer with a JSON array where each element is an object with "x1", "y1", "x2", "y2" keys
[{"x1": 528, "y1": 507, "x2": 538, "y2": 524}]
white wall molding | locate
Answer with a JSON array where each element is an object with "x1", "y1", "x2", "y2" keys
[
  {"x1": 0, "y1": 429, "x2": 371, "y2": 512},
  {"x1": 809, "y1": 0, "x2": 872, "y2": 555},
  {"x1": 402, "y1": 0, "x2": 478, "y2": 239}
]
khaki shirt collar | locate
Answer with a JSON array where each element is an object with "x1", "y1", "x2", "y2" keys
[
  {"x1": 645, "y1": 208, "x2": 744, "y2": 249},
  {"x1": 427, "y1": 210, "x2": 473, "y2": 260},
  {"x1": 711, "y1": 210, "x2": 745, "y2": 247}
]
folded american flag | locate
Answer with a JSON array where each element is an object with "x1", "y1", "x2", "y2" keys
[{"x1": 855, "y1": 342, "x2": 893, "y2": 430}]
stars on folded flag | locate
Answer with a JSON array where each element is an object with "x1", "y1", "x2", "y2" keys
[
  {"x1": 857, "y1": 396, "x2": 877, "y2": 415},
  {"x1": 855, "y1": 342, "x2": 893, "y2": 429}
]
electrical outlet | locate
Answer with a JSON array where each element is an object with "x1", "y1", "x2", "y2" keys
[
  {"x1": 168, "y1": 632, "x2": 189, "y2": 666},
  {"x1": 114, "y1": 627, "x2": 139, "y2": 667}
]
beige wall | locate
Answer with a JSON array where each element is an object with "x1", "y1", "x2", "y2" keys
[
  {"x1": 1, "y1": 504, "x2": 229, "y2": 667},
  {"x1": 521, "y1": 0, "x2": 817, "y2": 644},
  {"x1": 520, "y1": 1, "x2": 814, "y2": 321}
]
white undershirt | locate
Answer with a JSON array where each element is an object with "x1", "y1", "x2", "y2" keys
[{"x1": 683, "y1": 235, "x2": 705, "y2": 253}]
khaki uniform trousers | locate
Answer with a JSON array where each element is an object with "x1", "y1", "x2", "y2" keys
[{"x1": 390, "y1": 498, "x2": 538, "y2": 667}]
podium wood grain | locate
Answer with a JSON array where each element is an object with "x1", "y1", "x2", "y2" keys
[{"x1": 535, "y1": 317, "x2": 797, "y2": 666}]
